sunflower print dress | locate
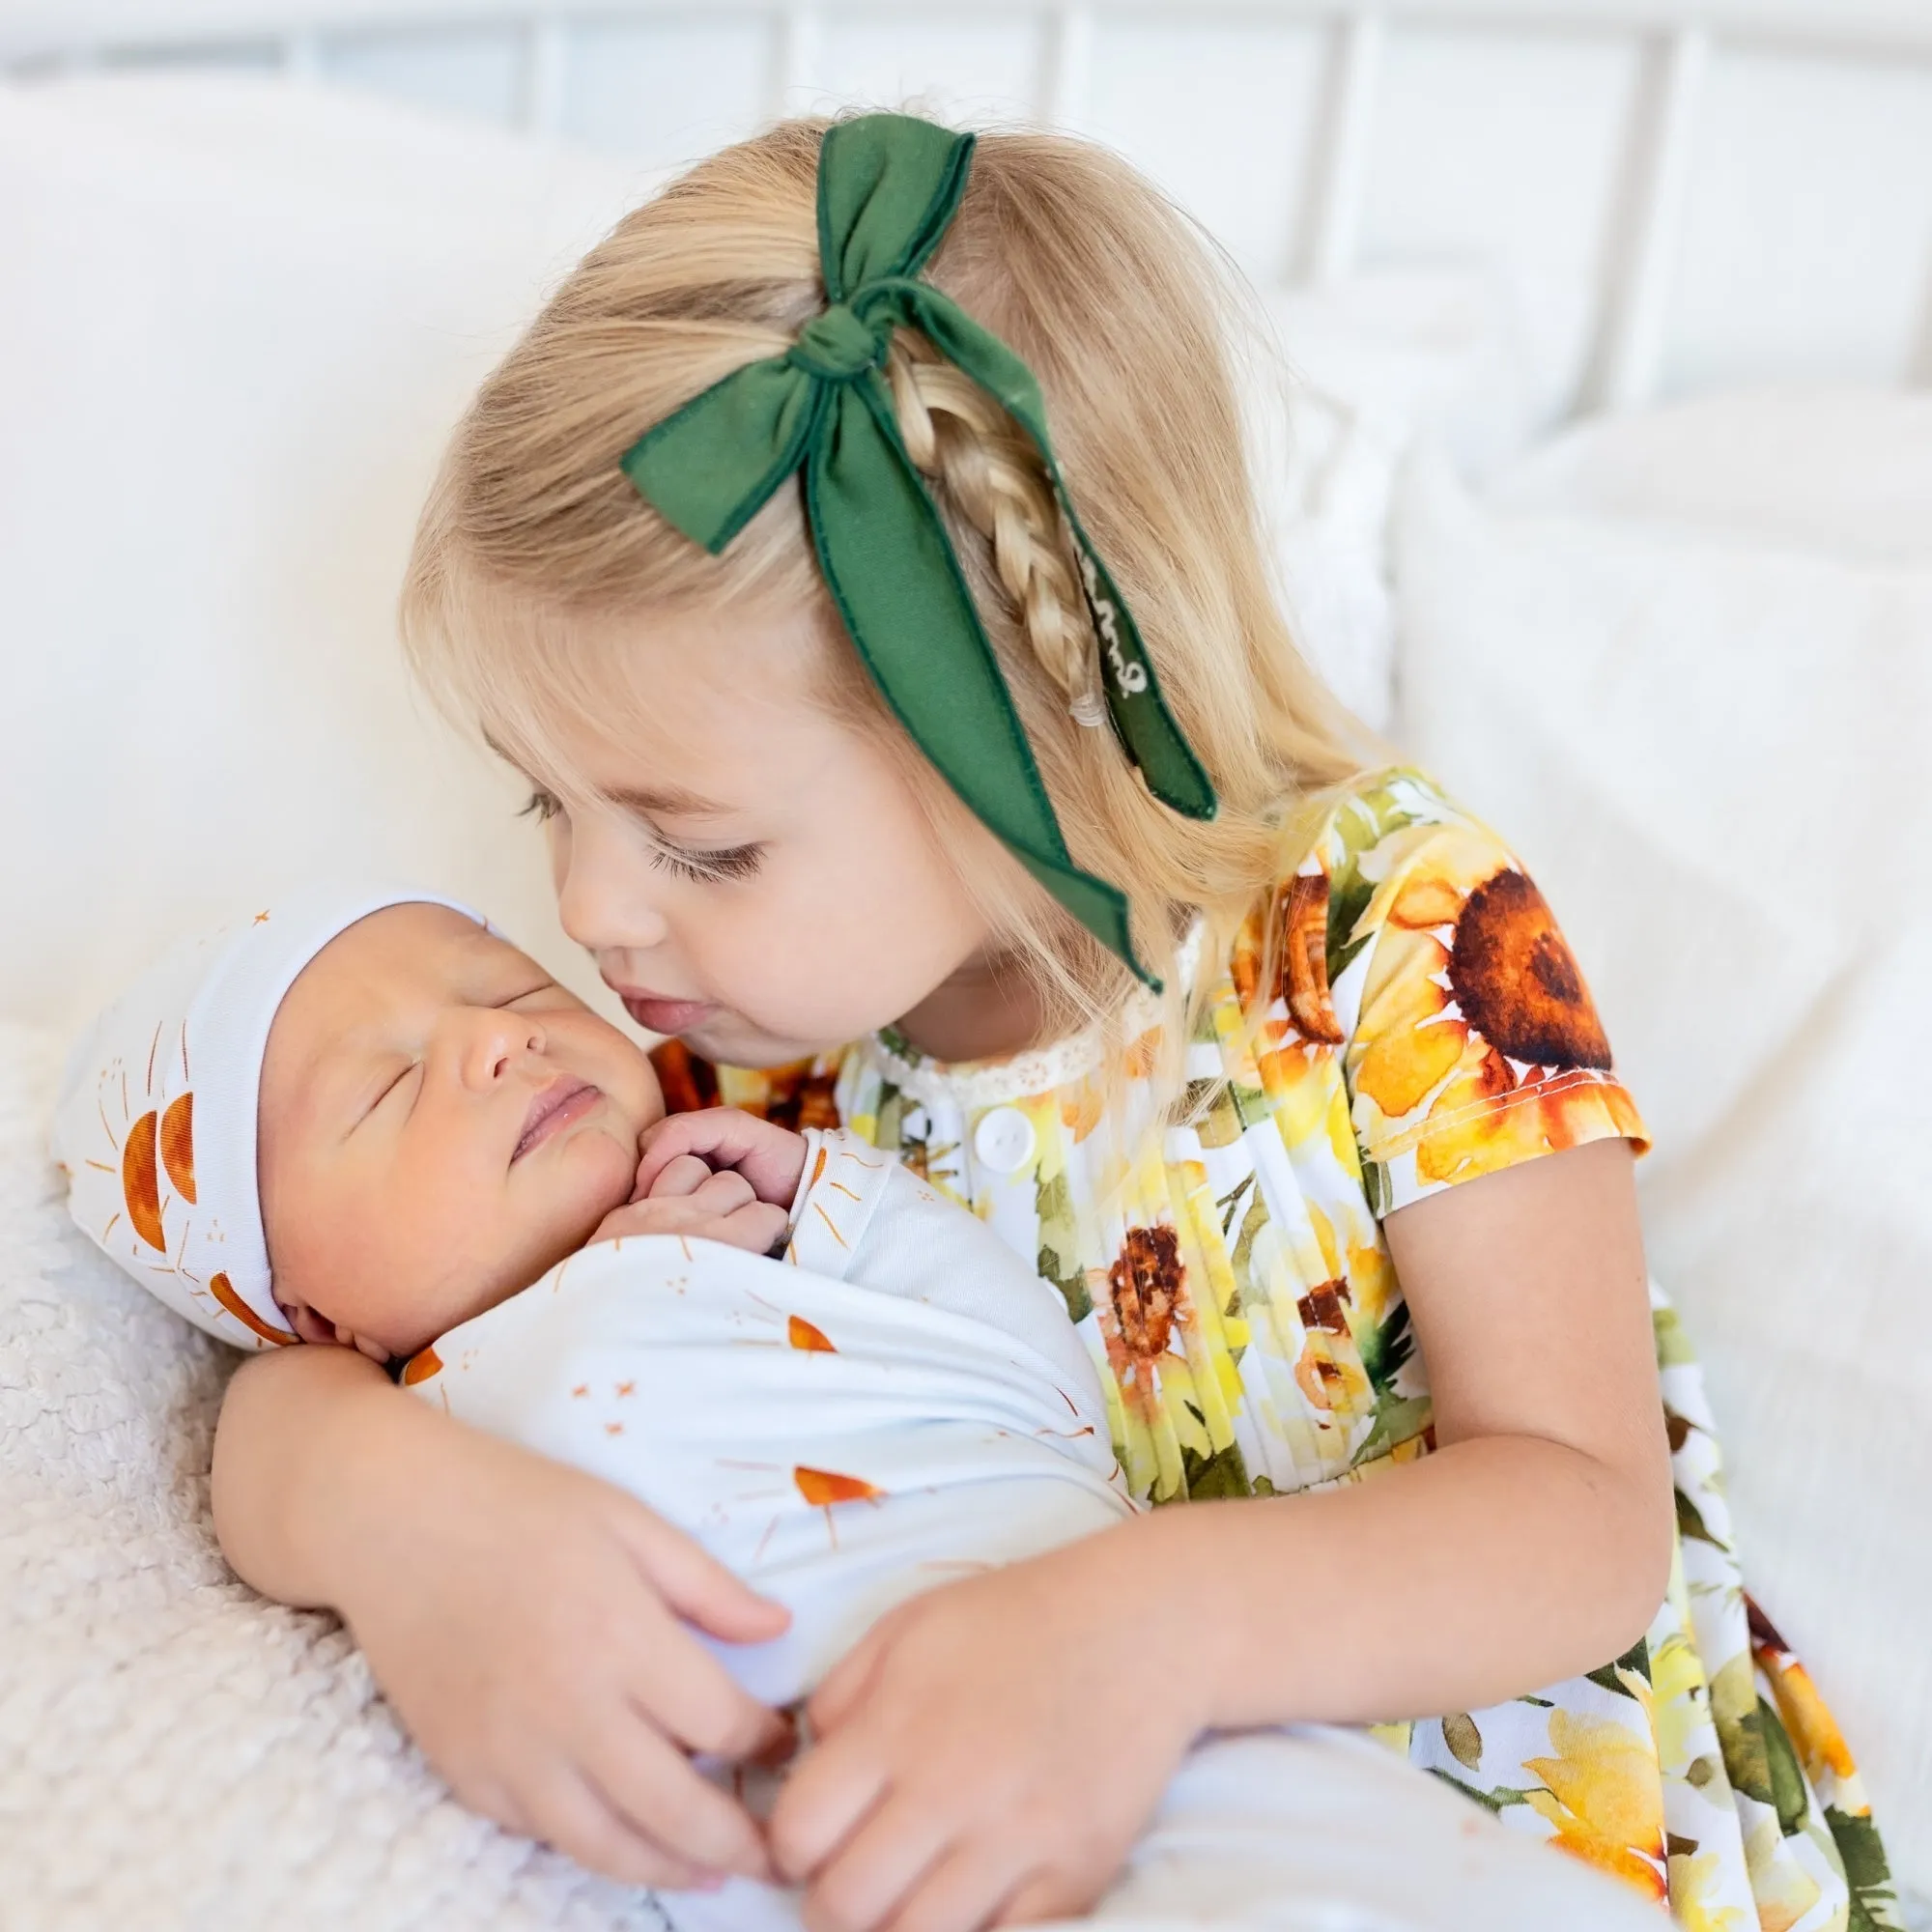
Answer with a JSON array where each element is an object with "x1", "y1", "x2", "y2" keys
[{"x1": 660, "y1": 768, "x2": 1897, "y2": 1931}]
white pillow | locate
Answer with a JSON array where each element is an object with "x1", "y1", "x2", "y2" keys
[
  {"x1": 0, "y1": 73, "x2": 652, "y2": 1037},
  {"x1": 1392, "y1": 441, "x2": 1932, "y2": 1888},
  {"x1": 1490, "y1": 385, "x2": 1932, "y2": 565},
  {"x1": 1241, "y1": 270, "x2": 1537, "y2": 731}
]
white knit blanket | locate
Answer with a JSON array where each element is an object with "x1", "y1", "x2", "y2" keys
[{"x1": 0, "y1": 1022, "x2": 1668, "y2": 1932}]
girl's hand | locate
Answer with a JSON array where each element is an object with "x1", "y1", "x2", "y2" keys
[
  {"x1": 634, "y1": 1108, "x2": 810, "y2": 1208},
  {"x1": 214, "y1": 1348, "x2": 792, "y2": 1889},
  {"x1": 768, "y1": 1528, "x2": 1204, "y2": 1932}
]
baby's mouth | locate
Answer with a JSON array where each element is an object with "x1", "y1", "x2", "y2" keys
[{"x1": 512, "y1": 1076, "x2": 603, "y2": 1163}]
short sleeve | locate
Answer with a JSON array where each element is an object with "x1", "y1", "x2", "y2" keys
[{"x1": 1326, "y1": 776, "x2": 1647, "y2": 1218}]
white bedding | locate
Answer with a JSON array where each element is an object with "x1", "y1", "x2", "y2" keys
[{"x1": 1394, "y1": 429, "x2": 1932, "y2": 1894}]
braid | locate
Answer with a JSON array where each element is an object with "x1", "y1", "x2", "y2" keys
[{"x1": 886, "y1": 336, "x2": 1104, "y2": 723}]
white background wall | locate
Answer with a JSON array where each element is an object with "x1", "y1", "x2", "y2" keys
[{"x1": 5, "y1": 1, "x2": 1930, "y2": 419}]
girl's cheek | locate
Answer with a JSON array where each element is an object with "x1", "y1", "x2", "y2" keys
[{"x1": 545, "y1": 816, "x2": 571, "y2": 895}]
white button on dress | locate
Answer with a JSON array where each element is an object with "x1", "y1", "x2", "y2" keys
[{"x1": 972, "y1": 1105, "x2": 1037, "y2": 1175}]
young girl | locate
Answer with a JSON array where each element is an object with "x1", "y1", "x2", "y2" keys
[{"x1": 211, "y1": 114, "x2": 1894, "y2": 1932}]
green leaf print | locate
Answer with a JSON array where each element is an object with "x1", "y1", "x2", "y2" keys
[
  {"x1": 1361, "y1": 1158, "x2": 1392, "y2": 1220},
  {"x1": 1326, "y1": 896, "x2": 1376, "y2": 991},
  {"x1": 1424, "y1": 1769, "x2": 1529, "y2": 1815},
  {"x1": 1709, "y1": 1653, "x2": 1775, "y2": 1807},
  {"x1": 1230, "y1": 1194, "x2": 1269, "y2": 1290},
  {"x1": 1675, "y1": 1487, "x2": 1728, "y2": 1551},
  {"x1": 1040, "y1": 1245, "x2": 1091, "y2": 1324},
  {"x1": 1356, "y1": 1298, "x2": 1413, "y2": 1398},
  {"x1": 875, "y1": 1083, "x2": 905, "y2": 1138},
  {"x1": 1827, "y1": 1807, "x2": 1902, "y2": 1932},
  {"x1": 1351, "y1": 1391, "x2": 1432, "y2": 1469},
  {"x1": 1351, "y1": 1301, "x2": 1428, "y2": 1464},
  {"x1": 1322, "y1": 775, "x2": 1421, "y2": 989},
  {"x1": 1215, "y1": 1173, "x2": 1256, "y2": 1237},
  {"x1": 1758, "y1": 1695, "x2": 1810, "y2": 1835},
  {"x1": 1181, "y1": 1438, "x2": 1251, "y2": 1500},
  {"x1": 1441, "y1": 1713, "x2": 1484, "y2": 1771},
  {"x1": 1583, "y1": 1634, "x2": 1651, "y2": 1699},
  {"x1": 1036, "y1": 1169, "x2": 1092, "y2": 1324},
  {"x1": 1653, "y1": 1303, "x2": 1698, "y2": 1369},
  {"x1": 1188, "y1": 1082, "x2": 1244, "y2": 1148}
]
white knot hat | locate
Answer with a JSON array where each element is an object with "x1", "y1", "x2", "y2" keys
[{"x1": 52, "y1": 883, "x2": 485, "y2": 1350}]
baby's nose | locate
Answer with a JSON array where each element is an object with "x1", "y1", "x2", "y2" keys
[{"x1": 457, "y1": 1009, "x2": 547, "y2": 1088}]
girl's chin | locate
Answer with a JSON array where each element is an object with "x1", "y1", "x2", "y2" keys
[{"x1": 679, "y1": 1013, "x2": 836, "y2": 1069}]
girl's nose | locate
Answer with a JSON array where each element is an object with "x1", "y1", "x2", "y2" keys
[
  {"x1": 451, "y1": 1009, "x2": 546, "y2": 1092},
  {"x1": 554, "y1": 808, "x2": 671, "y2": 956}
]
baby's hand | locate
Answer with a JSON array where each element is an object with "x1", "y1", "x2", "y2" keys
[
  {"x1": 634, "y1": 1108, "x2": 810, "y2": 1210},
  {"x1": 590, "y1": 1158, "x2": 789, "y2": 1258}
]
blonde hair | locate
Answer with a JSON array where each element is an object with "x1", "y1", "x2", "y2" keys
[{"x1": 403, "y1": 114, "x2": 1367, "y2": 1078}]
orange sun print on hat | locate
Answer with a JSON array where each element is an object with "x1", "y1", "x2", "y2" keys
[{"x1": 91, "y1": 1024, "x2": 293, "y2": 1347}]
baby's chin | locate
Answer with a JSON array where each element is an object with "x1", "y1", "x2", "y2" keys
[{"x1": 553, "y1": 1122, "x2": 644, "y2": 1236}]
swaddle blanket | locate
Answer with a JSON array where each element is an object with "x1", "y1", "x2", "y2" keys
[
  {"x1": 394, "y1": 1127, "x2": 1664, "y2": 1932},
  {"x1": 401, "y1": 1130, "x2": 1136, "y2": 1708}
]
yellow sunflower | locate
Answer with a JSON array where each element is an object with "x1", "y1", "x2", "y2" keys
[
  {"x1": 1523, "y1": 1710, "x2": 1667, "y2": 1900},
  {"x1": 1350, "y1": 837, "x2": 1643, "y2": 1185},
  {"x1": 1231, "y1": 869, "x2": 1344, "y2": 1053},
  {"x1": 1097, "y1": 1223, "x2": 1189, "y2": 1428},
  {"x1": 1668, "y1": 1845, "x2": 1748, "y2": 1932}
]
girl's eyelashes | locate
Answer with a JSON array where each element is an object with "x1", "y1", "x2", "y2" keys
[
  {"x1": 648, "y1": 841, "x2": 765, "y2": 885},
  {"x1": 518, "y1": 781, "x2": 758, "y2": 883}
]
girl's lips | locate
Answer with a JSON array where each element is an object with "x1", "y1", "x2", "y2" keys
[
  {"x1": 617, "y1": 992, "x2": 716, "y2": 1037},
  {"x1": 513, "y1": 1076, "x2": 603, "y2": 1162}
]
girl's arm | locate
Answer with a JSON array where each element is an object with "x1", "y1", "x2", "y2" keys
[
  {"x1": 1158, "y1": 1131, "x2": 1673, "y2": 1724},
  {"x1": 768, "y1": 1136, "x2": 1672, "y2": 1932},
  {"x1": 213, "y1": 1343, "x2": 795, "y2": 1888}
]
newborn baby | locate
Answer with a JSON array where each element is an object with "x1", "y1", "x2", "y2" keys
[{"x1": 54, "y1": 884, "x2": 1130, "y2": 1712}]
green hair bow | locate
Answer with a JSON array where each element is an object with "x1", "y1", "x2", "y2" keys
[{"x1": 620, "y1": 111, "x2": 1216, "y2": 986}]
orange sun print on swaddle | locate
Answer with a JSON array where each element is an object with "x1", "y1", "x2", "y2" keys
[
  {"x1": 732, "y1": 1287, "x2": 840, "y2": 1356},
  {"x1": 718, "y1": 1459, "x2": 885, "y2": 1555},
  {"x1": 787, "y1": 1314, "x2": 837, "y2": 1353}
]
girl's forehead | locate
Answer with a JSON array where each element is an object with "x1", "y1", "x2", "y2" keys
[{"x1": 496, "y1": 609, "x2": 853, "y2": 810}]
